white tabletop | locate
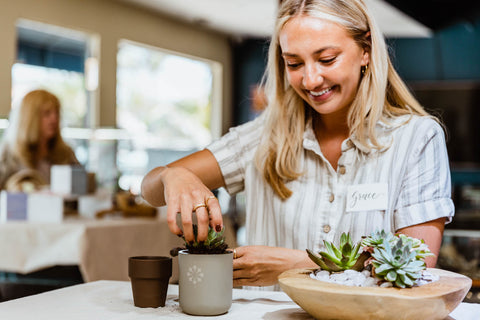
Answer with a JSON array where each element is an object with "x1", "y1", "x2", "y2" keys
[{"x1": 0, "y1": 281, "x2": 478, "y2": 320}]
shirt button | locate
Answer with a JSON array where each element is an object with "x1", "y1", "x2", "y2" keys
[
  {"x1": 338, "y1": 165, "x2": 346, "y2": 175},
  {"x1": 323, "y1": 225, "x2": 331, "y2": 233},
  {"x1": 329, "y1": 194, "x2": 335, "y2": 202}
]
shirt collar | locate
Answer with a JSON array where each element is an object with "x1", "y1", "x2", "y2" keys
[{"x1": 302, "y1": 115, "x2": 409, "y2": 155}]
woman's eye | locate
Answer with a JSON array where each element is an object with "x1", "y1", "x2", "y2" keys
[
  {"x1": 286, "y1": 62, "x2": 301, "y2": 69},
  {"x1": 320, "y1": 57, "x2": 336, "y2": 64}
]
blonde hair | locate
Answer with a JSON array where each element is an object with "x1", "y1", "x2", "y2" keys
[
  {"x1": 255, "y1": 0, "x2": 430, "y2": 199},
  {"x1": 3, "y1": 89, "x2": 74, "y2": 167}
]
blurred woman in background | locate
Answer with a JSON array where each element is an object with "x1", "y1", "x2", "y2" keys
[{"x1": 0, "y1": 89, "x2": 79, "y2": 191}]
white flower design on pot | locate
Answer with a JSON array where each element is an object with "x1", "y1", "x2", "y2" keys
[{"x1": 187, "y1": 265, "x2": 204, "y2": 285}]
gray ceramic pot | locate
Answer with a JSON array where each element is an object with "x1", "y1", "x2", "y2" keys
[{"x1": 178, "y1": 250, "x2": 233, "y2": 316}]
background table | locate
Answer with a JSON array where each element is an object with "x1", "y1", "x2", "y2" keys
[
  {"x1": 0, "y1": 280, "x2": 478, "y2": 319},
  {"x1": 0, "y1": 215, "x2": 237, "y2": 283}
]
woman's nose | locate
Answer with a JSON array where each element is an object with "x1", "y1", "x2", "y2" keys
[{"x1": 302, "y1": 64, "x2": 323, "y2": 90}]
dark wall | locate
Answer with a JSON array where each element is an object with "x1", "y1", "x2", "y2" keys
[
  {"x1": 231, "y1": 18, "x2": 480, "y2": 164},
  {"x1": 388, "y1": 19, "x2": 480, "y2": 81},
  {"x1": 388, "y1": 18, "x2": 480, "y2": 164},
  {"x1": 231, "y1": 38, "x2": 269, "y2": 126}
]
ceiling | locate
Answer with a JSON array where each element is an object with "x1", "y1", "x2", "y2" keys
[
  {"x1": 385, "y1": 0, "x2": 480, "y2": 31},
  {"x1": 116, "y1": 0, "x2": 435, "y2": 38}
]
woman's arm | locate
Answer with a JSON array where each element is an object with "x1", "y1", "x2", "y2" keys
[
  {"x1": 233, "y1": 217, "x2": 446, "y2": 288},
  {"x1": 394, "y1": 119, "x2": 451, "y2": 268},
  {"x1": 141, "y1": 149, "x2": 226, "y2": 242},
  {"x1": 397, "y1": 217, "x2": 446, "y2": 267}
]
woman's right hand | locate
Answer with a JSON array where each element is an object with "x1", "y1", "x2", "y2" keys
[
  {"x1": 160, "y1": 166, "x2": 223, "y2": 243},
  {"x1": 141, "y1": 149, "x2": 225, "y2": 243}
]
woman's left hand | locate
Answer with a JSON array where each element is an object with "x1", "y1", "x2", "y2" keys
[{"x1": 232, "y1": 245, "x2": 317, "y2": 287}]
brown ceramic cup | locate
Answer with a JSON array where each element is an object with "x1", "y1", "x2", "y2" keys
[{"x1": 128, "y1": 256, "x2": 172, "y2": 308}]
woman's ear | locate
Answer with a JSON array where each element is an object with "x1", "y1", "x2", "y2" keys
[
  {"x1": 361, "y1": 31, "x2": 371, "y2": 66},
  {"x1": 361, "y1": 50, "x2": 370, "y2": 67}
]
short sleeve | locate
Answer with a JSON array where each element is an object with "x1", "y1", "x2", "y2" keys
[
  {"x1": 394, "y1": 118, "x2": 455, "y2": 230},
  {"x1": 206, "y1": 114, "x2": 265, "y2": 195}
]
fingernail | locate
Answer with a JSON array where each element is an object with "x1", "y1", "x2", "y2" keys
[{"x1": 215, "y1": 224, "x2": 222, "y2": 232}]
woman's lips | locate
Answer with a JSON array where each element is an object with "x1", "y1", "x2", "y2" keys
[{"x1": 308, "y1": 86, "x2": 334, "y2": 101}]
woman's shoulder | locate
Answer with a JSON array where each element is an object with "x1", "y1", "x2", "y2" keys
[
  {"x1": 206, "y1": 113, "x2": 266, "y2": 163},
  {"x1": 0, "y1": 143, "x2": 19, "y2": 162},
  {"x1": 212, "y1": 112, "x2": 266, "y2": 147},
  {"x1": 228, "y1": 112, "x2": 266, "y2": 135},
  {"x1": 387, "y1": 114, "x2": 444, "y2": 136},
  {"x1": 403, "y1": 114, "x2": 444, "y2": 136},
  {"x1": 52, "y1": 141, "x2": 79, "y2": 165},
  {"x1": 382, "y1": 114, "x2": 447, "y2": 153}
]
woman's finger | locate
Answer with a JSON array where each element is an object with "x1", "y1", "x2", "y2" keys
[
  {"x1": 205, "y1": 195, "x2": 223, "y2": 233},
  {"x1": 233, "y1": 277, "x2": 255, "y2": 287},
  {"x1": 165, "y1": 198, "x2": 183, "y2": 236},
  {"x1": 233, "y1": 268, "x2": 251, "y2": 279},
  {"x1": 180, "y1": 197, "x2": 195, "y2": 242},
  {"x1": 195, "y1": 205, "x2": 210, "y2": 241}
]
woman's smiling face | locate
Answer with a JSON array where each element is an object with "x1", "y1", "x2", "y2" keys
[{"x1": 279, "y1": 15, "x2": 369, "y2": 117}]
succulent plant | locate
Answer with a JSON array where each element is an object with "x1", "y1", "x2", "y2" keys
[
  {"x1": 397, "y1": 234, "x2": 435, "y2": 260},
  {"x1": 307, "y1": 232, "x2": 369, "y2": 272},
  {"x1": 308, "y1": 230, "x2": 434, "y2": 288},
  {"x1": 361, "y1": 230, "x2": 396, "y2": 248},
  {"x1": 170, "y1": 225, "x2": 229, "y2": 256},
  {"x1": 370, "y1": 237, "x2": 426, "y2": 288}
]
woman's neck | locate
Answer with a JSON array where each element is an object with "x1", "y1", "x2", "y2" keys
[
  {"x1": 313, "y1": 111, "x2": 349, "y2": 139},
  {"x1": 36, "y1": 139, "x2": 49, "y2": 160},
  {"x1": 312, "y1": 112, "x2": 350, "y2": 170}
]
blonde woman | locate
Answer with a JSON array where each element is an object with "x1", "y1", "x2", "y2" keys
[
  {"x1": 142, "y1": 0, "x2": 453, "y2": 289},
  {"x1": 0, "y1": 89, "x2": 79, "y2": 190}
]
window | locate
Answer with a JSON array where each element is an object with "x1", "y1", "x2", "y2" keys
[
  {"x1": 12, "y1": 19, "x2": 99, "y2": 166},
  {"x1": 116, "y1": 40, "x2": 222, "y2": 193}
]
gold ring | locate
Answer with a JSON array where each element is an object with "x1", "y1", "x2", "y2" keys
[
  {"x1": 192, "y1": 203, "x2": 207, "y2": 212},
  {"x1": 233, "y1": 248, "x2": 237, "y2": 259},
  {"x1": 205, "y1": 195, "x2": 217, "y2": 206}
]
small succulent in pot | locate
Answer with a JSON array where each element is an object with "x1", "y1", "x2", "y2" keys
[
  {"x1": 173, "y1": 225, "x2": 232, "y2": 316},
  {"x1": 171, "y1": 225, "x2": 229, "y2": 256},
  {"x1": 306, "y1": 232, "x2": 369, "y2": 272}
]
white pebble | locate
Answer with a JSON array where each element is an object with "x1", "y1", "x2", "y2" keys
[
  {"x1": 310, "y1": 268, "x2": 438, "y2": 288},
  {"x1": 361, "y1": 270, "x2": 371, "y2": 277},
  {"x1": 414, "y1": 270, "x2": 439, "y2": 286},
  {"x1": 330, "y1": 272, "x2": 349, "y2": 282},
  {"x1": 379, "y1": 282, "x2": 393, "y2": 288},
  {"x1": 344, "y1": 269, "x2": 359, "y2": 276},
  {"x1": 317, "y1": 270, "x2": 330, "y2": 278},
  {"x1": 342, "y1": 280, "x2": 355, "y2": 286},
  {"x1": 362, "y1": 277, "x2": 377, "y2": 287}
]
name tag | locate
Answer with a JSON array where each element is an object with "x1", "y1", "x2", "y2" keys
[{"x1": 346, "y1": 183, "x2": 388, "y2": 212}]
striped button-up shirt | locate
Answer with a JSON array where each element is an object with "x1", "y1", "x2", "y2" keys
[{"x1": 207, "y1": 113, "x2": 454, "y2": 253}]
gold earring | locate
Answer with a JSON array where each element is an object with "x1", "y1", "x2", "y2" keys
[{"x1": 361, "y1": 64, "x2": 369, "y2": 75}]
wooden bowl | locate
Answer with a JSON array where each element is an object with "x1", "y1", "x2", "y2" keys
[{"x1": 278, "y1": 268, "x2": 471, "y2": 320}]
